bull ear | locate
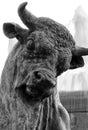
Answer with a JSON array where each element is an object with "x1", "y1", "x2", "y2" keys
[
  {"x1": 3, "y1": 23, "x2": 27, "y2": 41},
  {"x1": 70, "y1": 56, "x2": 84, "y2": 69},
  {"x1": 69, "y1": 46, "x2": 88, "y2": 69}
]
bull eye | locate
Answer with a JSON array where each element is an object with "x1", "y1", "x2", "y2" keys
[{"x1": 27, "y1": 39, "x2": 35, "y2": 51}]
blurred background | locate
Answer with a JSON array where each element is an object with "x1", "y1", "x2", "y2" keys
[{"x1": 1, "y1": 0, "x2": 88, "y2": 91}]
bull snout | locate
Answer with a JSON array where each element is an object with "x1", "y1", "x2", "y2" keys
[
  {"x1": 24, "y1": 69, "x2": 56, "y2": 96},
  {"x1": 26, "y1": 70, "x2": 56, "y2": 87},
  {"x1": 16, "y1": 69, "x2": 56, "y2": 101},
  {"x1": 25, "y1": 70, "x2": 44, "y2": 86}
]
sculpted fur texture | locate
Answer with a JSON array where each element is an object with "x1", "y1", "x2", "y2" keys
[{"x1": 1, "y1": 2, "x2": 88, "y2": 130}]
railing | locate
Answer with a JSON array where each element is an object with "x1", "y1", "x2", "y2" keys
[{"x1": 60, "y1": 91, "x2": 88, "y2": 113}]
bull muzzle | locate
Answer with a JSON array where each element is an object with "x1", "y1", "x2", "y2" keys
[{"x1": 16, "y1": 69, "x2": 56, "y2": 102}]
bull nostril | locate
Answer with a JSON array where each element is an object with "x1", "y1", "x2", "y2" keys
[{"x1": 34, "y1": 71, "x2": 42, "y2": 81}]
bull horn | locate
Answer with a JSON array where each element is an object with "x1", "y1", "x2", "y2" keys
[
  {"x1": 72, "y1": 46, "x2": 88, "y2": 56},
  {"x1": 18, "y1": 2, "x2": 37, "y2": 30}
]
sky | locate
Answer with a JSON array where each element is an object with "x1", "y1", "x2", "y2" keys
[{"x1": 0, "y1": 0, "x2": 88, "y2": 75}]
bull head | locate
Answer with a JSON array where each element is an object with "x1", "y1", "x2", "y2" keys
[{"x1": 2, "y1": 2, "x2": 88, "y2": 103}]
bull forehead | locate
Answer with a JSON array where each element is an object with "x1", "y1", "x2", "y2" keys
[
  {"x1": 26, "y1": 31, "x2": 54, "y2": 47},
  {"x1": 21, "y1": 31, "x2": 58, "y2": 61},
  {"x1": 15, "y1": 31, "x2": 58, "y2": 75}
]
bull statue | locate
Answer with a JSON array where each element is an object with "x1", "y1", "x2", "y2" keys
[{"x1": 1, "y1": 2, "x2": 88, "y2": 130}]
